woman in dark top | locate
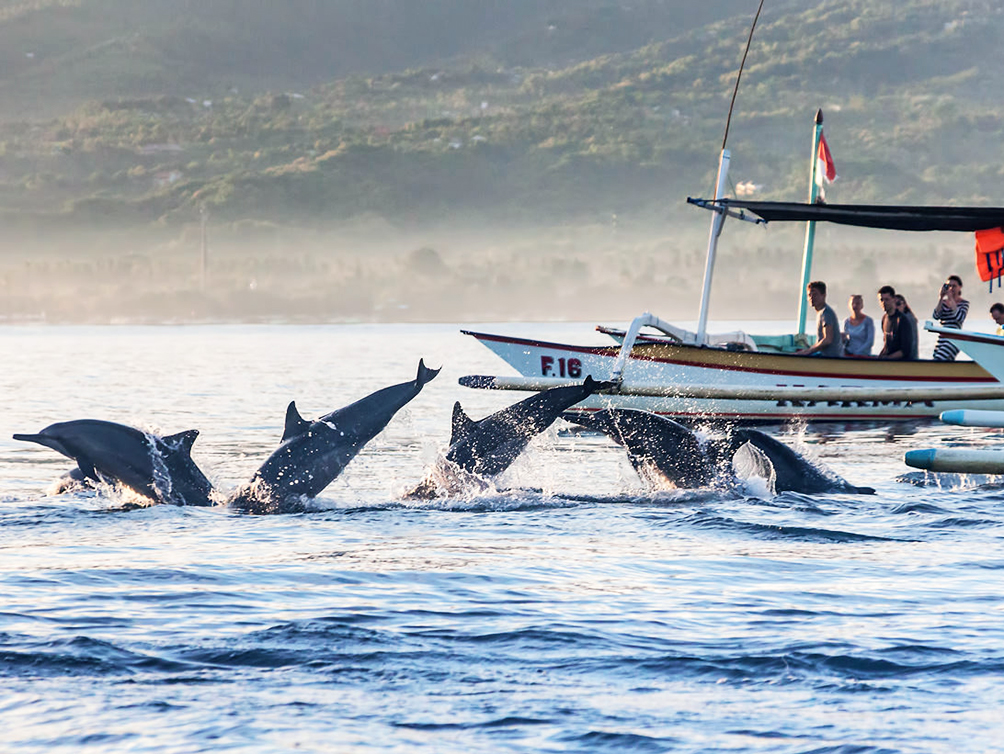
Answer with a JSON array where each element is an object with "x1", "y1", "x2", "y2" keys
[{"x1": 894, "y1": 294, "x2": 919, "y2": 361}]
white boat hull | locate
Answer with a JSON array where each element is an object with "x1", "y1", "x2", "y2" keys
[{"x1": 462, "y1": 329, "x2": 1004, "y2": 423}]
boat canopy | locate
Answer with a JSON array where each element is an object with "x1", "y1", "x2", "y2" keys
[{"x1": 706, "y1": 200, "x2": 1004, "y2": 232}]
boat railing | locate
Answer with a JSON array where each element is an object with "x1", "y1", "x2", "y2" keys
[
  {"x1": 609, "y1": 313, "x2": 676, "y2": 383},
  {"x1": 608, "y1": 313, "x2": 773, "y2": 384}
]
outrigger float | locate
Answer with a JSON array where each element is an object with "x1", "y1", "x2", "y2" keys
[
  {"x1": 460, "y1": 8, "x2": 1004, "y2": 425},
  {"x1": 902, "y1": 327, "x2": 1004, "y2": 474}
]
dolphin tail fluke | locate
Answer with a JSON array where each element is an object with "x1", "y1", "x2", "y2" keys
[
  {"x1": 416, "y1": 359, "x2": 441, "y2": 387},
  {"x1": 583, "y1": 375, "x2": 616, "y2": 394}
]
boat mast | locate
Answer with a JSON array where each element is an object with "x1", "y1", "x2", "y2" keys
[
  {"x1": 796, "y1": 108, "x2": 824, "y2": 335},
  {"x1": 695, "y1": 0, "x2": 764, "y2": 345},
  {"x1": 695, "y1": 150, "x2": 730, "y2": 344}
]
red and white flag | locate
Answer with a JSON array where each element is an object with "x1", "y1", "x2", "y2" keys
[{"x1": 816, "y1": 131, "x2": 838, "y2": 185}]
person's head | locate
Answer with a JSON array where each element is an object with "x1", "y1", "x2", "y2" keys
[
  {"x1": 991, "y1": 303, "x2": 1004, "y2": 326},
  {"x1": 807, "y1": 280, "x2": 827, "y2": 310},
  {"x1": 942, "y1": 275, "x2": 963, "y2": 296},
  {"x1": 848, "y1": 294, "x2": 864, "y2": 315},
  {"x1": 878, "y1": 285, "x2": 897, "y2": 314},
  {"x1": 894, "y1": 294, "x2": 912, "y2": 315}
]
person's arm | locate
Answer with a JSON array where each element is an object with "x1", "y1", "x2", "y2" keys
[
  {"x1": 900, "y1": 319, "x2": 915, "y2": 360},
  {"x1": 934, "y1": 283, "x2": 952, "y2": 316},
  {"x1": 877, "y1": 323, "x2": 889, "y2": 357},
  {"x1": 878, "y1": 318, "x2": 903, "y2": 359},
  {"x1": 797, "y1": 316, "x2": 837, "y2": 355},
  {"x1": 880, "y1": 340, "x2": 905, "y2": 359},
  {"x1": 864, "y1": 317, "x2": 875, "y2": 352},
  {"x1": 954, "y1": 300, "x2": 969, "y2": 326}
]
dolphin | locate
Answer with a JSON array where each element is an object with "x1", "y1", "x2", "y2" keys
[
  {"x1": 723, "y1": 428, "x2": 874, "y2": 495},
  {"x1": 409, "y1": 375, "x2": 613, "y2": 497},
  {"x1": 229, "y1": 359, "x2": 440, "y2": 514},
  {"x1": 13, "y1": 420, "x2": 217, "y2": 506},
  {"x1": 562, "y1": 407, "x2": 716, "y2": 488},
  {"x1": 564, "y1": 408, "x2": 873, "y2": 495}
]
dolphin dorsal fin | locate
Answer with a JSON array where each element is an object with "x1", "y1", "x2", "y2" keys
[
  {"x1": 163, "y1": 429, "x2": 199, "y2": 455},
  {"x1": 282, "y1": 401, "x2": 312, "y2": 442},
  {"x1": 450, "y1": 402, "x2": 478, "y2": 446}
]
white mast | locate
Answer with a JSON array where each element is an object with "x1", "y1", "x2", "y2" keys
[{"x1": 695, "y1": 150, "x2": 731, "y2": 344}]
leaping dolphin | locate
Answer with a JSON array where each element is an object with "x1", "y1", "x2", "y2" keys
[
  {"x1": 721, "y1": 428, "x2": 873, "y2": 494},
  {"x1": 565, "y1": 408, "x2": 874, "y2": 495},
  {"x1": 562, "y1": 408, "x2": 716, "y2": 488},
  {"x1": 410, "y1": 375, "x2": 613, "y2": 497},
  {"x1": 13, "y1": 420, "x2": 217, "y2": 506},
  {"x1": 229, "y1": 359, "x2": 440, "y2": 514}
]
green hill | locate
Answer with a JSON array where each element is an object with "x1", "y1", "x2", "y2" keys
[
  {"x1": 4, "y1": 0, "x2": 1004, "y2": 323},
  {"x1": 0, "y1": 0, "x2": 1002, "y2": 230},
  {"x1": 0, "y1": 0, "x2": 759, "y2": 118}
]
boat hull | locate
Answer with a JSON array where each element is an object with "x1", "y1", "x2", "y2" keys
[{"x1": 462, "y1": 329, "x2": 1004, "y2": 423}]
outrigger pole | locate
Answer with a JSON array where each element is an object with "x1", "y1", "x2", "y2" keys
[
  {"x1": 695, "y1": 0, "x2": 764, "y2": 345},
  {"x1": 796, "y1": 108, "x2": 825, "y2": 335}
]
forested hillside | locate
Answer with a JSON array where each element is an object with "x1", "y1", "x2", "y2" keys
[
  {"x1": 2, "y1": 0, "x2": 1004, "y2": 322},
  {"x1": 0, "y1": 0, "x2": 1001, "y2": 233},
  {"x1": 0, "y1": 0, "x2": 760, "y2": 117}
]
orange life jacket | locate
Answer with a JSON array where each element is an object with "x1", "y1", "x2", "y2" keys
[{"x1": 975, "y1": 227, "x2": 1004, "y2": 290}]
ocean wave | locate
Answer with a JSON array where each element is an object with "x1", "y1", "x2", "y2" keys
[
  {"x1": 926, "y1": 516, "x2": 1004, "y2": 529},
  {"x1": 0, "y1": 636, "x2": 189, "y2": 678},
  {"x1": 679, "y1": 512, "x2": 907, "y2": 543},
  {"x1": 595, "y1": 646, "x2": 1001, "y2": 685},
  {"x1": 556, "y1": 729, "x2": 674, "y2": 752}
]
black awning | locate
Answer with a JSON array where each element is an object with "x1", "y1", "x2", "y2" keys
[{"x1": 714, "y1": 200, "x2": 1004, "y2": 232}]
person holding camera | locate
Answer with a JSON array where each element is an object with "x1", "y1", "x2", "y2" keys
[{"x1": 932, "y1": 275, "x2": 969, "y2": 361}]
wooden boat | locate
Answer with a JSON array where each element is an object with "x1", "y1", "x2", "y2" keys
[
  {"x1": 458, "y1": 168, "x2": 1004, "y2": 424},
  {"x1": 460, "y1": 10, "x2": 1004, "y2": 424},
  {"x1": 460, "y1": 325, "x2": 1004, "y2": 423}
]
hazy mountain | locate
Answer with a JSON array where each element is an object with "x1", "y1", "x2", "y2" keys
[
  {"x1": 0, "y1": 0, "x2": 761, "y2": 118},
  {"x1": 3, "y1": 0, "x2": 1003, "y2": 323},
  {"x1": 0, "y1": 0, "x2": 1002, "y2": 230}
]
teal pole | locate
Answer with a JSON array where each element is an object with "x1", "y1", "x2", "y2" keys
[{"x1": 797, "y1": 109, "x2": 824, "y2": 336}]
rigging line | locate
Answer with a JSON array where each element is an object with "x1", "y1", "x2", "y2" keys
[{"x1": 722, "y1": 0, "x2": 766, "y2": 152}]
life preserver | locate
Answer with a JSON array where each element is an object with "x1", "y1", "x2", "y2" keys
[{"x1": 975, "y1": 227, "x2": 1004, "y2": 290}]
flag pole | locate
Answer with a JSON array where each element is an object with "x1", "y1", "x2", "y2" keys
[{"x1": 796, "y1": 108, "x2": 824, "y2": 336}]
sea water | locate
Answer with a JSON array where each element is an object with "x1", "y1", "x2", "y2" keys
[{"x1": 2, "y1": 323, "x2": 1004, "y2": 753}]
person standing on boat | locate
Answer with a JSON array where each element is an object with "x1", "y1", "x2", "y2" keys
[
  {"x1": 797, "y1": 281, "x2": 843, "y2": 357},
  {"x1": 931, "y1": 275, "x2": 969, "y2": 361},
  {"x1": 842, "y1": 294, "x2": 874, "y2": 356},
  {"x1": 877, "y1": 285, "x2": 913, "y2": 360},
  {"x1": 990, "y1": 303, "x2": 1004, "y2": 335},
  {"x1": 894, "y1": 294, "x2": 919, "y2": 360}
]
